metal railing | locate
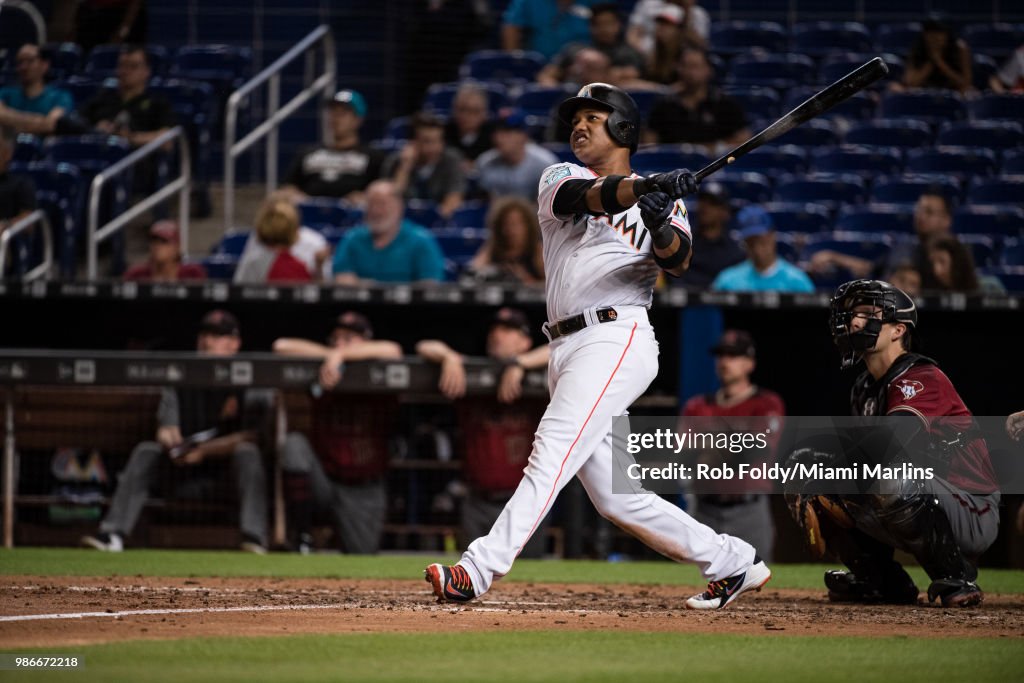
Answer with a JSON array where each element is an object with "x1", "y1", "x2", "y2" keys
[
  {"x1": 223, "y1": 24, "x2": 336, "y2": 230},
  {"x1": 0, "y1": 210, "x2": 52, "y2": 281},
  {"x1": 0, "y1": 0, "x2": 47, "y2": 44},
  {"x1": 87, "y1": 127, "x2": 191, "y2": 280}
]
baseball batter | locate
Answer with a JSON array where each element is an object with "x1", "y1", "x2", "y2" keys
[{"x1": 426, "y1": 83, "x2": 770, "y2": 610}]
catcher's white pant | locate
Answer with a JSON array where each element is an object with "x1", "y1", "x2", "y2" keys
[{"x1": 460, "y1": 306, "x2": 756, "y2": 595}]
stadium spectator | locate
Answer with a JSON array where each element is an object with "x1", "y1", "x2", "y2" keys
[
  {"x1": 81, "y1": 310, "x2": 272, "y2": 553},
  {"x1": 416, "y1": 307, "x2": 551, "y2": 555},
  {"x1": 501, "y1": 0, "x2": 595, "y2": 60},
  {"x1": 475, "y1": 110, "x2": 558, "y2": 200},
  {"x1": 808, "y1": 189, "x2": 954, "y2": 290},
  {"x1": 712, "y1": 206, "x2": 815, "y2": 293},
  {"x1": 79, "y1": 45, "x2": 175, "y2": 148},
  {"x1": 74, "y1": 0, "x2": 147, "y2": 53},
  {"x1": 681, "y1": 330, "x2": 784, "y2": 561},
  {"x1": 332, "y1": 180, "x2": 446, "y2": 285},
  {"x1": 280, "y1": 90, "x2": 384, "y2": 205},
  {"x1": 643, "y1": 5, "x2": 688, "y2": 85},
  {"x1": 899, "y1": 16, "x2": 972, "y2": 94},
  {"x1": 627, "y1": 0, "x2": 709, "y2": 55},
  {"x1": 123, "y1": 220, "x2": 206, "y2": 282},
  {"x1": 0, "y1": 44, "x2": 73, "y2": 136},
  {"x1": 444, "y1": 84, "x2": 497, "y2": 166},
  {"x1": 233, "y1": 197, "x2": 316, "y2": 284},
  {"x1": 926, "y1": 236, "x2": 1005, "y2": 294},
  {"x1": 383, "y1": 113, "x2": 466, "y2": 221},
  {"x1": 535, "y1": 3, "x2": 645, "y2": 87},
  {"x1": 0, "y1": 127, "x2": 36, "y2": 234},
  {"x1": 464, "y1": 196, "x2": 545, "y2": 286},
  {"x1": 273, "y1": 312, "x2": 403, "y2": 553},
  {"x1": 644, "y1": 46, "x2": 750, "y2": 151},
  {"x1": 236, "y1": 193, "x2": 330, "y2": 282},
  {"x1": 989, "y1": 45, "x2": 1024, "y2": 93},
  {"x1": 885, "y1": 262, "x2": 923, "y2": 298},
  {"x1": 678, "y1": 181, "x2": 744, "y2": 288}
]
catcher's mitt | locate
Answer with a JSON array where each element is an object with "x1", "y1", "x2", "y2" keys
[{"x1": 787, "y1": 494, "x2": 855, "y2": 559}]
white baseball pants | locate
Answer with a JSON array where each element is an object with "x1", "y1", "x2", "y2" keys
[{"x1": 460, "y1": 306, "x2": 756, "y2": 595}]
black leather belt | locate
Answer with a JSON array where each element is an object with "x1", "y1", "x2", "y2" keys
[{"x1": 547, "y1": 307, "x2": 618, "y2": 340}]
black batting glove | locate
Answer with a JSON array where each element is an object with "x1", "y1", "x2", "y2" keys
[
  {"x1": 638, "y1": 191, "x2": 677, "y2": 249},
  {"x1": 635, "y1": 169, "x2": 698, "y2": 199}
]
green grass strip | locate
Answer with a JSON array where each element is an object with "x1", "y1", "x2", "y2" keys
[
  {"x1": 3, "y1": 548, "x2": 1024, "y2": 593},
  {"x1": 3, "y1": 632, "x2": 1022, "y2": 683}
]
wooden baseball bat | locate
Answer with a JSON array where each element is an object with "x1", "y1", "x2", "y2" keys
[{"x1": 693, "y1": 57, "x2": 890, "y2": 183}]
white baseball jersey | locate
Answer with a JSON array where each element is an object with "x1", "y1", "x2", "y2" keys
[{"x1": 537, "y1": 162, "x2": 691, "y2": 322}]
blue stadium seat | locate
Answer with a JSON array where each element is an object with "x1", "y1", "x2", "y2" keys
[
  {"x1": 423, "y1": 81, "x2": 508, "y2": 116},
  {"x1": 729, "y1": 53, "x2": 817, "y2": 89},
  {"x1": 957, "y1": 233, "x2": 997, "y2": 268},
  {"x1": 936, "y1": 121, "x2": 1024, "y2": 150},
  {"x1": 1001, "y1": 238, "x2": 1024, "y2": 266},
  {"x1": 44, "y1": 134, "x2": 132, "y2": 173},
  {"x1": 297, "y1": 199, "x2": 364, "y2": 229},
  {"x1": 873, "y1": 22, "x2": 921, "y2": 56},
  {"x1": 820, "y1": 53, "x2": 904, "y2": 86},
  {"x1": 801, "y1": 232, "x2": 893, "y2": 289},
  {"x1": 774, "y1": 173, "x2": 867, "y2": 212},
  {"x1": 972, "y1": 54, "x2": 1000, "y2": 91},
  {"x1": 764, "y1": 202, "x2": 832, "y2": 234},
  {"x1": 811, "y1": 145, "x2": 903, "y2": 175},
  {"x1": 906, "y1": 146, "x2": 998, "y2": 179},
  {"x1": 967, "y1": 177, "x2": 1024, "y2": 205},
  {"x1": 201, "y1": 254, "x2": 239, "y2": 280},
  {"x1": 709, "y1": 21, "x2": 789, "y2": 55},
  {"x1": 967, "y1": 94, "x2": 1024, "y2": 122},
  {"x1": 513, "y1": 84, "x2": 574, "y2": 117},
  {"x1": 626, "y1": 89, "x2": 668, "y2": 122},
  {"x1": 13, "y1": 133, "x2": 41, "y2": 163},
  {"x1": 449, "y1": 201, "x2": 489, "y2": 229},
  {"x1": 381, "y1": 116, "x2": 411, "y2": 141},
  {"x1": 171, "y1": 45, "x2": 251, "y2": 90},
  {"x1": 460, "y1": 50, "x2": 545, "y2": 83},
  {"x1": 981, "y1": 266, "x2": 1024, "y2": 292},
  {"x1": 962, "y1": 24, "x2": 1021, "y2": 60},
  {"x1": 1002, "y1": 150, "x2": 1024, "y2": 175},
  {"x1": 843, "y1": 119, "x2": 932, "y2": 150},
  {"x1": 61, "y1": 76, "x2": 112, "y2": 107},
  {"x1": 9, "y1": 161, "x2": 83, "y2": 278},
  {"x1": 730, "y1": 145, "x2": 808, "y2": 175},
  {"x1": 870, "y1": 174, "x2": 960, "y2": 206},
  {"x1": 880, "y1": 90, "x2": 967, "y2": 126},
  {"x1": 836, "y1": 204, "x2": 914, "y2": 234},
  {"x1": 953, "y1": 206, "x2": 1024, "y2": 239},
  {"x1": 784, "y1": 87, "x2": 876, "y2": 122},
  {"x1": 793, "y1": 22, "x2": 872, "y2": 57},
  {"x1": 406, "y1": 199, "x2": 443, "y2": 228},
  {"x1": 432, "y1": 227, "x2": 487, "y2": 264},
  {"x1": 715, "y1": 171, "x2": 773, "y2": 204},
  {"x1": 84, "y1": 44, "x2": 169, "y2": 78},
  {"x1": 311, "y1": 225, "x2": 351, "y2": 246},
  {"x1": 44, "y1": 43, "x2": 82, "y2": 81},
  {"x1": 774, "y1": 119, "x2": 841, "y2": 147},
  {"x1": 213, "y1": 231, "x2": 250, "y2": 257},
  {"x1": 774, "y1": 232, "x2": 800, "y2": 262},
  {"x1": 632, "y1": 147, "x2": 708, "y2": 175},
  {"x1": 720, "y1": 86, "x2": 780, "y2": 120}
]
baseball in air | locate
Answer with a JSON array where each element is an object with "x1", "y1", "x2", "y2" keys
[{"x1": 727, "y1": 156, "x2": 735, "y2": 163}]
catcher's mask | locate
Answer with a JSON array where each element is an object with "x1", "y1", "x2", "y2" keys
[{"x1": 829, "y1": 279, "x2": 917, "y2": 369}]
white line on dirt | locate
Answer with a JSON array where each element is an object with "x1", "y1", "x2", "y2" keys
[{"x1": 0, "y1": 604, "x2": 354, "y2": 623}]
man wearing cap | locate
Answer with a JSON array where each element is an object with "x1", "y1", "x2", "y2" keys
[
  {"x1": 82, "y1": 310, "x2": 271, "y2": 553},
  {"x1": 416, "y1": 308, "x2": 552, "y2": 555},
  {"x1": 680, "y1": 330, "x2": 785, "y2": 561},
  {"x1": 123, "y1": 220, "x2": 207, "y2": 282},
  {"x1": 679, "y1": 181, "x2": 744, "y2": 288},
  {"x1": 627, "y1": 0, "x2": 711, "y2": 54},
  {"x1": 475, "y1": 110, "x2": 558, "y2": 200},
  {"x1": 281, "y1": 89, "x2": 385, "y2": 204},
  {"x1": 712, "y1": 205, "x2": 815, "y2": 293},
  {"x1": 273, "y1": 312, "x2": 403, "y2": 553}
]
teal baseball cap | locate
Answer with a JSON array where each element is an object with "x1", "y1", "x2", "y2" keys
[{"x1": 330, "y1": 89, "x2": 367, "y2": 117}]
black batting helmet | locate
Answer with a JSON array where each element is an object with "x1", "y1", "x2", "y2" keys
[
  {"x1": 829, "y1": 279, "x2": 917, "y2": 368},
  {"x1": 557, "y1": 82, "x2": 640, "y2": 153}
]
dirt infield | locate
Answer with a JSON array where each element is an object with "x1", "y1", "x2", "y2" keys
[{"x1": 2, "y1": 576, "x2": 1023, "y2": 647}]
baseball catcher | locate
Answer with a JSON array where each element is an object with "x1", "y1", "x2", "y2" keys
[{"x1": 787, "y1": 279, "x2": 1000, "y2": 607}]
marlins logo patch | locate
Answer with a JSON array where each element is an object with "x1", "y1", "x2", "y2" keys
[
  {"x1": 896, "y1": 379, "x2": 924, "y2": 400},
  {"x1": 543, "y1": 165, "x2": 571, "y2": 185}
]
